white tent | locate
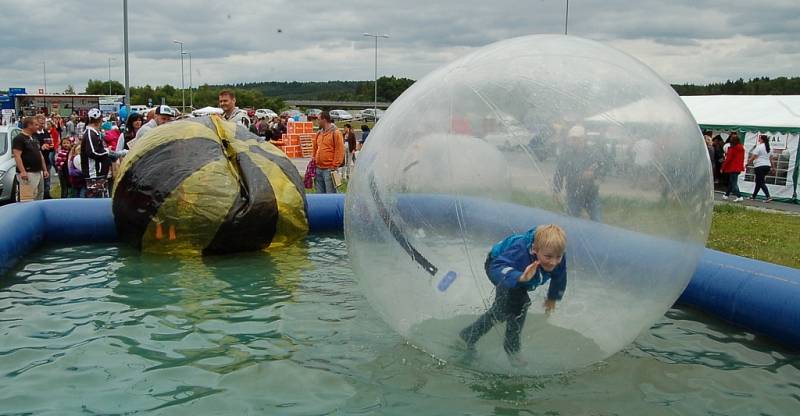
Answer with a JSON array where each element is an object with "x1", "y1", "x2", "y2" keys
[
  {"x1": 586, "y1": 97, "x2": 687, "y2": 124},
  {"x1": 680, "y1": 95, "x2": 800, "y2": 130},
  {"x1": 681, "y1": 95, "x2": 800, "y2": 202},
  {"x1": 192, "y1": 106, "x2": 223, "y2": 116}
]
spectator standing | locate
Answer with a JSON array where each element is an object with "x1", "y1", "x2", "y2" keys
[
  {"x1": 748, "y1": 134, "x2": 773, "y2": 202},
  {"x1": 117, "y1": 112, "x2": 143, "y2": 152},
  {"x1": 68, "y1": 143, "x2": 85, "y2": 198},
  {"x1": 54, "y1": 138, "x2": 73, "y2": 198},
  {"x1": 274, "y1": 116, "x2": 288, "y2": 138},
  {"x1": 711, "y1": 135, "x2": 725, "y2": 187},
  {"x1": 251, "y1": 114, "x2": 268, "y2": 138},
  {"x1": 76, "y1": 117, "x2": 86, "y2": 139},
  {"x1": 721, "y1": 133, "x2": 745, "y2": 202},
  {"x1": 219, "y1": 90, "x2": 250, "y2": 127},
  {"x1": 631, "y1": 137, "x2": 655, "y2": 189},
  {"x1": 80, "y1": 108, "x2": 112, "y2": 197},
  {"x1": 312, "y1": 111, "x2": 345, "y2": 193},
  {"x1": 703, "y1": 131, "x2": 714, "y2": 163},
  {"x1": 131, "y1": 105, "x2": 176, "y2": 145},
  {"x1": 343, "y1": 124, "x2": 357, "y2": 179},
  {"x1": 12, "y1": 117, "x2": 49, "y2": 201},
  {"x1": 553, "y1": 125, "x2": 606, "y2": 222},
  {"x1": 358, "y1": 125, "x2": 370, "y2": 150},
  {"x1": 33, "y1": 115, "x2": 54, "y2": 199},
  {"x1": 65, "y1": 116, "x2": 76, "y2": 139},
  {"x1": 49, "y1": 119, "x2": 62, "y2": 156}
]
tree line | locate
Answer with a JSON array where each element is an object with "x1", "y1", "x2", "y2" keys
[
  {"x1": 672, "y1": 76, "x2": 800, "y2": 95},
  {"x1": 84, "y1": 79, "x2": 284, "y2": 111},
  {"x1": 77, "y1": 75, "x2": 797, "y2": 110},
  {"x1": 218, "y1": 76, "x2": 415, "y2": 102}
]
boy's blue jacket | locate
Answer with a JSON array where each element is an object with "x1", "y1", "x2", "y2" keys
[{"x1": 488, "y1": 227, "x2": 567, "y2": 300}]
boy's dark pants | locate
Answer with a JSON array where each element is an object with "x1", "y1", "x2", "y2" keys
[{"x1": 460, "y1": 255, "x2": 530, "y2": 354}]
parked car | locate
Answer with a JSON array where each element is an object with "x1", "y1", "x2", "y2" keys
[
  {"x1": 329, "y1": 110, "x2": 354, "y2": 121},
  {"x1": 359, "y1": 108, "x2": 384, "y2": 122},
  {"x1": 306, "y1": 108, "x2": 323, "y2": 120},
  {"x1": 280, "y1": 109, "x2": 303, "y2": 120},
  {"x1": 255, "y1": 108, "x2": 278, "y2": 119},
  {"x1": 0, "y1": 124, "x2": 22, "y2": 203},
  {"x1": 129, "y1": 105, "x2": 149, "y2": 115},
  {"x1": 481, "y1": 112, "x2": 532, "y2": 151}
]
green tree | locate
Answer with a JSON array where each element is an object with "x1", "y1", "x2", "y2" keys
[
  {"x1": 85, "y1": 79, "x2": 125, "y2": 95},
  {"x1": 85, "y1": 79, "x2": 105, "y2": 94},
  {"x1": 376, "y1": 76, "x2": 415, "y2": 101},
  {"x1": 672, "y1": 76, "x2": 800, "y2": 96}
]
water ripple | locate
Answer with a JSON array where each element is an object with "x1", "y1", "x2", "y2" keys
[{"x1": 0, "y1": 240, "x2": 797, "y2": 415}]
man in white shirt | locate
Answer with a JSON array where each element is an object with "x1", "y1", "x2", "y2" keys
[{"x1": 219, "y1": 90, "x2": 250, "y2": 127}]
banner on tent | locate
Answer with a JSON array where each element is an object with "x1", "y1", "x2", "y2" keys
[{"x1": 740, "y1": 132, "x2": 799, "y2": 200}]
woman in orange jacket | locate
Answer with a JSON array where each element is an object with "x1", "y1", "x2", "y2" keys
[
  {"x1": 721, "y1": 132, "x2": 745, "y2": 202},
  {"x1": 312, "y1": 111, "x2": 345, "y2": 193}
]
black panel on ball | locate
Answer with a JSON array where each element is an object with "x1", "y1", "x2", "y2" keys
[
  {"x1": 113, "y1": 138, "x2": 223, "y2": 249},
  {"x1": 203, "y1": 151, "x2": 278, "y2": 254}
]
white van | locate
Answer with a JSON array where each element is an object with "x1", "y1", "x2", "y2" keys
[
  {"x1": 0, "y1": 124, "x2": 23, "y2": 203},
  {"x1": 129, "y1": 105, "x2": 149, "y2": 115}
]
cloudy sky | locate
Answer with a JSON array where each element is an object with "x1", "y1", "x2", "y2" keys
[{"x1": 1, "y1": 0, "x2": 797, "y2": 93}]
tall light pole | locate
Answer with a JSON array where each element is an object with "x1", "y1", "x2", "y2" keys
[
  {"x1": 363, "y1": 33, "x2": 389, "y2": 118},
  {"x1": 173, "y1": 40, "x2": 185, "y2": 112},
  {"x1": 182, "y1": 51, "x2": 192, "y2": 109},
  {"x1": 42, "y1": 61, "x2": 47, "y2": 94},
  {"x1": 565, "y1": 0, "x2": 570, "y2": 35},
  {"x1": 123, "y1": 0, "x2": 130, "y2": 108},
  {"x1": 108, "y1": 57, "x2": 116, "y2": 95}
]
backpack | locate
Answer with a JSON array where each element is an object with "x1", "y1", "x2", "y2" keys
[{"x1": 68, "y1": 155, "x2": 82, "y2": 177}]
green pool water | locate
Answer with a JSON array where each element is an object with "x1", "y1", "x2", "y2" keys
[{"x1": 1, "y1": 236, "x2": 797, "y2": 415}]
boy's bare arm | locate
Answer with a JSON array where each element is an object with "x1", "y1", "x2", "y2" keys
[{"x1": 518, "y1": 261, "x2": 539, "y2": 282}]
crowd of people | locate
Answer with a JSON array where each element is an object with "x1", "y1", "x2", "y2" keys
[
  {"x1": 10, "y1": 89, "x2": 372, "y2": 201},
  {"x1": 12, "y1": 109, "x2": 132, "y2": 200},
  {"x1": 705, "y1": 131, "x2": 774, "y2": 202},
  {"x1": 10, "y1": 90, "x2": 246, "y2": 201}
]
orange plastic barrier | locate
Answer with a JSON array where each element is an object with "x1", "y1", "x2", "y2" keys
[{"x1": 280, "y1": 122, "x2": 317, "y2": 158}]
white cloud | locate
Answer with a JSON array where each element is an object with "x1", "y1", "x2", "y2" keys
[{"x1": 0, "y1": 0, "x2": 796, "y2": 92}]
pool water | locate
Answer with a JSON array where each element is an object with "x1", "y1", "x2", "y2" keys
[{"x1": 1, "y1": 237, "x2": 797, "y2": 415}]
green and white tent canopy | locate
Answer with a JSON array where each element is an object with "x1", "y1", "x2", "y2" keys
[
  {"x1": 681, "y1": 95, "x2": 800, "y2": 134},
  {"x1": 681, "y1": 95, "x2": 800, "y2": 202}
]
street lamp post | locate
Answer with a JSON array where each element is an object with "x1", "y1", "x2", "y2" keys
[
  {"x1": 565, "y1": 0, "x2": 570, "y2": 35},
  {"x1": 42, "y1": 61, "x2": 47, "y2": 94},
  {"x1": 173, "y1": 40, "x2": 185, "y2": 112},
  {"x1": 123, "y1": 0, "x2": 131, "y2": 108},
  {"x1": 362, "y1": 33, "x2": 389, "y2": 119},
  {"x1": 108, "y1": 57, "x2": 116, "y2": 95},
  {"x1": 182, "y1": 51, "x2": 193, "y2": 109}
]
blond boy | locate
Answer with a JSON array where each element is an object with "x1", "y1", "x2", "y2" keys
[{"x1": 459, "y1": 224, "x2": 568, "y2": 365}]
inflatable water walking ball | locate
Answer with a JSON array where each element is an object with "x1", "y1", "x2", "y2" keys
[
  {"x1": 345, "y1": 35, "x2": 713, "y2": 375},
  {"x1": 113, "y1": 115, "x2": 308, "y2": 255}
]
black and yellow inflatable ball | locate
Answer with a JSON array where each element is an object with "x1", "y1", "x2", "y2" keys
[{"x1": 112, "y1": 115, "x2": 308, "y2": 255}]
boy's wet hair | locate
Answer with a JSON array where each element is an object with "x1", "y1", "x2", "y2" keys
[{"x1": 532, "y1": 224, "x2": 566, "y2": 254}]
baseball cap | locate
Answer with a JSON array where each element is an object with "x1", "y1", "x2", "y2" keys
[
  {"x1": 155, "y1": 105, "x2": 177, "y2": 117},
  {"x1": 87, "y1": 108, "x2": 102, "y2": 119}
]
